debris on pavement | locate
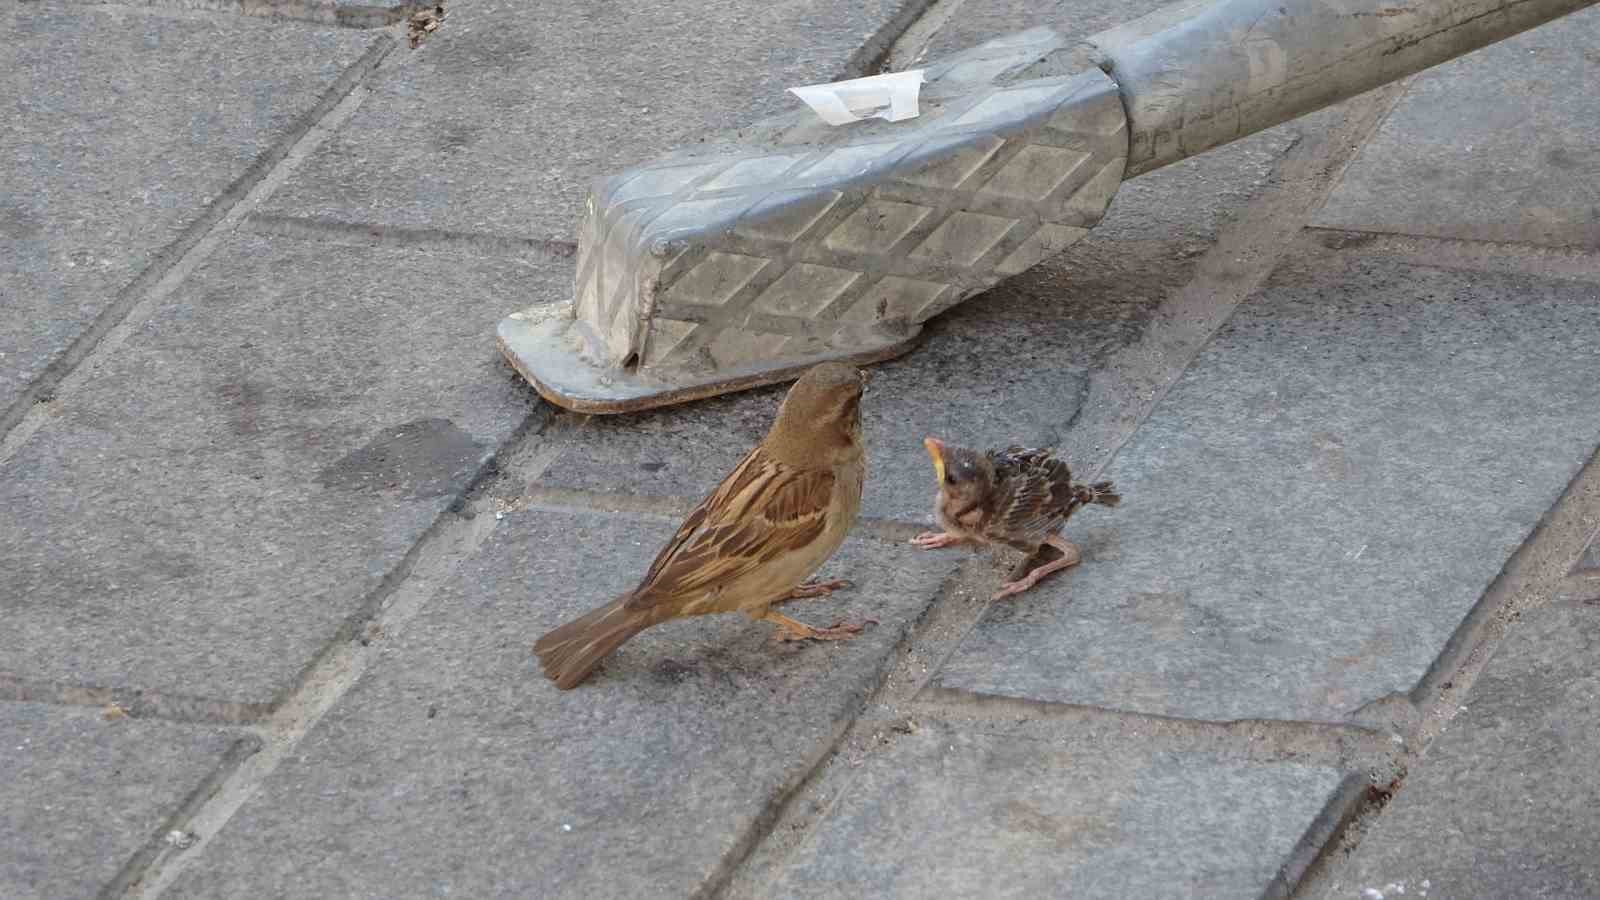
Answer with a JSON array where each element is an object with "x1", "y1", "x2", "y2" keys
[{"x1": 408, "y1": 3, "x2": 444, "y2": 48}]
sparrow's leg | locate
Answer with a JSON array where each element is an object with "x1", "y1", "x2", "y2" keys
[
  {"x1": 781, "y1": 578, "x2": 853, "y2": 601},
  {"x1": 911, "y1": 531, "x2": 964, "y2": 549},
  {"x1": 760, "y1": 610, "x2": 872, "y2": 642},
  {"x1": 992, "y1": 534, "x2": 1082, "y2": 600}
]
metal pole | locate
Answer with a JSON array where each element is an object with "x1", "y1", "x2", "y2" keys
[
  {"x1": 502, "y1": 0, "x2": 1600, "y2": 412},
  {"x1": 1085, "y1": 0, "x2": 1600, "y2": 177}
]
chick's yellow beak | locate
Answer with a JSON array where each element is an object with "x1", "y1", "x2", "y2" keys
[{"x1": 923, "y1": 437, "x2": 946, "y2": 484}]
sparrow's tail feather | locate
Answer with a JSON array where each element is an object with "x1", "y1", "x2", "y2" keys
[
  {"x1": 1082, "y1": 480, "x2": 1121, "y2": 508},
  {"x1": 533, "y1": 595, "x2": 652, "y2": 690}
]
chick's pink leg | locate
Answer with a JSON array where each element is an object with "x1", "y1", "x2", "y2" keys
[
  {"x1": 911, "y1": 531, "x2": 963, "y2": 549},
  {"x1": 992, "y1": 534, "x2": 1083, "y2": 600}
]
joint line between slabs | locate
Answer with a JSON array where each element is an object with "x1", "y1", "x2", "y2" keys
[
  {"x1": 242, "y1": 213, "x2": 578, "y2": 262},
  {"x1": 0, "y1": 675, "x2": 268, "y2": 726},
  {"x1": 0, "y1": 35, "x2": 397, "y2": 465},
  {"x1": 101, "y1": 733, "x2": 263, "y2": 900},
  {"x1": 1300, "y1": 225, "x2": 1600, "y2": 282},
  {"x1": 705, "y1": 550, "x2": 978, "y2": 900},
  {"x1": 842, "y1": 0, "x2": 943, "y2": 78},
  {"x1": 117, "y1": 421, "x2": 560, "y2": 898},
  {"x1": 713, "y1": 84, "x2": 1415, "y2": 896},
  {"x1": 882, "y1": 0, "x2": 970, "y2": 71},
  {"x1": 1408, "y1": 444, "x2": 1600, "y2": 743},
  {"x1": 1282, "y1": 449, "x2": 1600, "y2": 896},
  {"x1": 911, "y1": 686, "x2": 1406, "y2": 765},
  {"x1": 62, "y1": 0, "x2": 424, "y2": 29}
]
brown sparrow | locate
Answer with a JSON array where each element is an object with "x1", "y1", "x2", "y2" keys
[
  {"x1": 912, "y1": 439, "x2": 1118, "y2": 600},
  {"x1": 535, "y1": 363, "x2": 868, "y2": 689}
]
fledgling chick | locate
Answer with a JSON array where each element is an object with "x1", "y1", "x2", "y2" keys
[
  {"x1": 534, "y1": 363, "x2": 869, "y2": 690},
  {"x1": 912, "y1": 439, "x2": 1119, "y2": 600}
]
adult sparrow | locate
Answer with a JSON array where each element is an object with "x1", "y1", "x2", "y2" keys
[
  {"x1": 912, "y1": 439, "x2": 1118, "y2": 600},
  {"x1": 535, "y1": 363, "x2": 868, "y2": 689}
]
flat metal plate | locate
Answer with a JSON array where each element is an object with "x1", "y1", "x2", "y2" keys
[{"x1": 498, "y1": 304, "x2": 919, "y2": 414}]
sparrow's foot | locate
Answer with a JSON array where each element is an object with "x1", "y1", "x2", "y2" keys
[
  {"x1": 992, "y1": 535, "x2": 1082, "y2": 600},
  {"x1": 911, "y1": 531, "x2": 963, "y2": 549},
  {"x1": 783, "y1": 578, "x2": 853, "y2": 601},
  {"x1": 764, "y1": 611, "x2": 875, "y2": 642}
]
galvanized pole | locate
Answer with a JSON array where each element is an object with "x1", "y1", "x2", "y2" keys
[
  {"x1": 1085, "y1": 0, "x2": 1600, "y2": 176},
  {"x1": 501, "y1": 0, "x2": 1600, "y2": 413}
]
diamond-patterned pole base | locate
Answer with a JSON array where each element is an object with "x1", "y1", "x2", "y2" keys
[{"x1": 499, "y1": 27, "x2": 1128, "y2": 413}]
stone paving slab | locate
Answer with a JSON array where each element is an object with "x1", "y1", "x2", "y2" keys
[
  {"x1": 935, "y1": 244, "x2": 1600, "y2": 723},
  {"x1": 536, "y1": 125, "x2": 1294, "y2": 523},
  {"x1": 922, "y1": 0, "x2": 1175, "y2": 62},
  {"x1": 167, "y1": 507, "x2": 956, "y2": 897},
  {"x1": 0, "y1": 235, "x2": 554, "y2": 709},
  {"x1": 760, "y1": 721, "x2": 1350, "y2": 899},
  {"x1": 1315, "y1": 598, "x2": 1600, "y2": 900},
  {"x1": 0, "y1": 701, "x2": 249, "y2": 900},
  {"x1": 1313, "y1": 4, "x2": 1600, "y2": 249},
  {"x1": 258, "y1": 0, "x2": 918, "y2": 240},
  {"x1": 0, "y1": 1, "x2": 379, "y2": 415}
]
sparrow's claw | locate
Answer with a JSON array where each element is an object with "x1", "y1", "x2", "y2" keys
[
  {"x1": 991, "y1": 579, "x2": 1035, "y2": 601},
  {"x1": 991, "y1": 535, "x2": 1081, "y2": 600},
  {"x1": 765, "y1": 612, "x2": 876, "y2": 642},
  {"x1": 911, "y1": 531, "x2": 963, "y2": 549},
  {"x1": 790, "y1": 618, "x2": 875, "y2": 642},
  {"x1": 784, "y1": 578, "x2": 853, "y2": 600}
]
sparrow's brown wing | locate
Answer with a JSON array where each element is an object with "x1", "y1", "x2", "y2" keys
[
  {"x1": 997, "y1": 446, "x2": 1056, "y2": 471},
  {"x1": 625, "y1": 445, "x2": 835, "y2": 611},
  {"x1": 990, "y1": 449, "x2": 1077, "y2": 548}
]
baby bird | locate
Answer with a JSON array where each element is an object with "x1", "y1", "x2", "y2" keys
[
  {"x1": 534, "y1": 363, "x2": 868, "y2": 690},
  {"x1": 912, "y1": 439, "x2": 1119, "y2": 600}
]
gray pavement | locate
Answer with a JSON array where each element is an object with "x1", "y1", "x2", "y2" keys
[
  {"x1": 0, "y1": 703, "x2": 251, "y2": 899},
  {"x1": 166, "y1": 512, "x2": 956, "y2": 897},
  {"x1": 935, "y1": 250, "x2": 1600, "y2": 724},
  {"x1": 256, "y1": 0, "x2": 919, "y2": 239},
  {"x1": 1313, "y1": 7, "x2": 1600, "y2": 248},
  {"x1": 764, "y1": 724, "x2": 1352, "y2": 899},
  {"x1": 1, "y1": 235, "x2": 553, "y2": 712},
  {"x1": 2, "y1": 1, "x2": 1598, "y2": 898},
  {"x1": 0, "y1": 3, "x2": 379, "y2": 425},
  {"x1": 1313, "y1": 597, "x2": 1600, "y2": 900}
]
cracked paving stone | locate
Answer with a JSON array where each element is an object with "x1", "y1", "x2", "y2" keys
[
  {"x1": 934, "y1": 243, "x2": 1600, "y2": 724},
  {"x1": 0, "y1": 1, "x2": 380, "y2": 415},
  {"x1": 0, "y1": 235, "x2": 559, "y2": 709},
  {"x1": 1315, "y1": 598, "x2": 1600, "y2": 899},
  {"x1": 760, "y1": 720, "x2": 1351, "y2": 899},
  {"x1": 166, "y1": 507, "x2": 957, "y2": 897},
  {"x1": 0, "y1": 702, "x2": 250, "y2": 900}
]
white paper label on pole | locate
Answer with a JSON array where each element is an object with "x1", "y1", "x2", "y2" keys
[{"x1": 788, "y1": 70, "x2": 926, "y2": 126}]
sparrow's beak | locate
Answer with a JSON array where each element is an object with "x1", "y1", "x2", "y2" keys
[{"x1": 923, "y1": 437, "x2": 946, "y2": 484}]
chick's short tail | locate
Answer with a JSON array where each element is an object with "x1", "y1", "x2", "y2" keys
[
  {"x1": 534, "y1": 595, "x2": 652, "y2": 690},
  {"x1": 1081, "y1": 480, "x2": 1121, "y2": 508}
]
